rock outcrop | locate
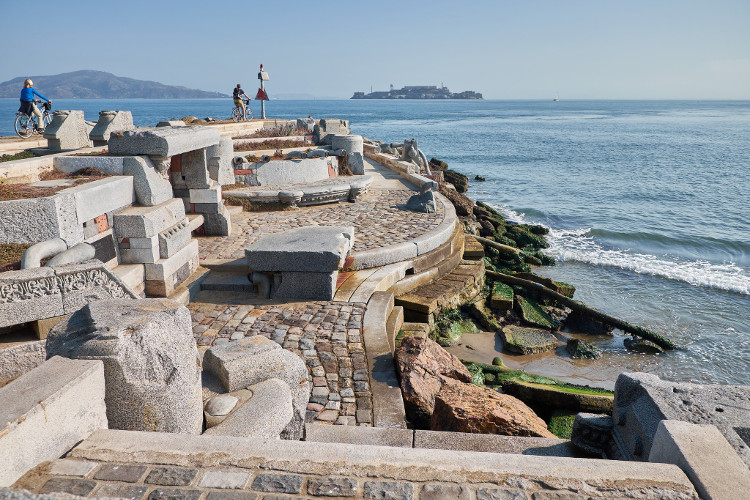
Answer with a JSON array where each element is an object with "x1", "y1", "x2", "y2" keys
[
  {"x1": 395, "y1": 336, "x2": 472, "y2": 427},
  {"x1": 430, "y1": 379, "x2": 556, "y2": 438}
]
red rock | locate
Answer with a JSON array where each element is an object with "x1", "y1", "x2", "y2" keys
[
  {"x1": 439, "y1": 186, "x2": 474, "y2": 216},
  {"x1": 430, "y1": 379, "x2": 555, "y2": 438},
  {"x1": 395, "y1": 336, "x2": 472, "y2": 428}
]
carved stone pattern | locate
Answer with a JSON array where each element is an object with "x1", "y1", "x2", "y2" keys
[
  {"x1": 59, "y1": 269, "x2": 131, "y2": 299},
  {"x1": 0, "y1": 277, "x2": 60, "y2": 303}
]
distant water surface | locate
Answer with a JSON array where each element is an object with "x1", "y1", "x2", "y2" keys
[{"x1": 2, "y1": 98, "x2": 748, "y2": 386}]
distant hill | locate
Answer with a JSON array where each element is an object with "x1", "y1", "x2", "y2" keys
[{"x1": 0, "y1": 70, "x2": 229, "y2": 99}]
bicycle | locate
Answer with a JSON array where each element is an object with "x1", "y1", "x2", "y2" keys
[
  {"x1": 15, "y1": 100, "x2": 52, "y2": 138},
  {"x1": 231, "y1": 98, "x2": 253, "y2": 121}
]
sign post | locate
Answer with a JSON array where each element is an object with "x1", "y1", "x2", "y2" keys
[{"x1": 257, "y1": 64, "x2": 269, "y2": 119}]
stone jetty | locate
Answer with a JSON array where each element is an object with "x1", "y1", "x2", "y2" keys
[{"x1": 0, "y1": 114, "x2": 747, "y2": 500}]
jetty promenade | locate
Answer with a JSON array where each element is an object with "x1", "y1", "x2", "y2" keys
[{"x1": 0, "y1": 113, "x2": 747, "y2": 500}]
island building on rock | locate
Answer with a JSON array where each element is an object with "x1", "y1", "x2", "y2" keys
[{"x1": 352, "y1": 84, "x2": 482, "y2": 99}]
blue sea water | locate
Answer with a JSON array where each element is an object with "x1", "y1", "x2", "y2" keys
[{"x1": 2, "y1": 98, "x2": 749, "y2": 386}]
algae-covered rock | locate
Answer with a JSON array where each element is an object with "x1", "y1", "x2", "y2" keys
[
  {"x1": 623, "y1": 337, "x2": 665, "y2": 354},
  {"x1": 465, "y1": 297, "x2": 500, "y2": 331},
  {"x1": 564, "y1": 309, "x2": 614, "y2": 335},
  {"x1": 502, "y1": 380, "x2": 614, "y2": 414},
  {"x1": 515, "y1": 273, "x2": 575, "y2": 298},
  {"x1": 515, "y1": 296, "x2": 560, "y2": 330},
  {"x1": 566, "y1": 339, "x2": 602, "y2": 360},
  {"x1": 505, "y1": 224, "x2": 549, "y2": 250},
  {"x1": 432, "y1": 309, "x2": 480, "y2": 346},
  {"x1": 501, "y1": 325, "x2": 558, "y2": 355},
  {"x1": 490, "y1": 282, "x2": 514, "y2": 311},
  {"x1": 443, "y1": 169, "x2": 469, "y2": 193}
]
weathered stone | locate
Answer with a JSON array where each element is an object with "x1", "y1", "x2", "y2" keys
[
  {"x1": 202, "y1": 205, "x2": 232, "y2": 236},
  {"x1": 90, "y1": 110, "x2": 135, "y2": 146},
  {"x1": 246, "y1": 226, "x2": 354, "y2": 272},
  {"x1": 363, "y1": 481, "x2": 412, "y2": 500},
  {"x1": 307, "y1": 477, "x2": 357, "y2": 497},
  {"x1": 0, "y1": 356, "x2": 106, "y2": 487},
  {"x1": 566, "y1": 338, "x2": 602, "y2": 359},
  {"x1": 94, "y1": 464, "x2": 148, "y2": 483},
  {"x1": 570, "y1": 412, "x2": 614, "y2": 456},
  {"x1": 108, "y1": 126, "x2": 221, "y2": 157},
  {"x1": 420, "y1": 483, "x2": 470, "y2": 500},
  {"x1": 158, "y1": 218, "x2": 192, "y2": 259},
  {"x1": 46, "y1": 299, "x2": 203, "y2": 434},
  {"x1": 204, "y1": 394, "x2": 239, "y2": 416},
  {"x1": 149, "y1": 488, "x2": 202, "y2": 500},
  {"x1": 438, "y1": 186, "x2": 473, "y2": 216},
  {"x1": 207, "y1": 135, "x2": 236, "y2": 186},
  {"x1": 430, "y1": 378, "x2": 556, "y2": 438},
  {"x1": 48, "y1": 459, "x2": 97, "y2": 477},
  {"x1": 476, "y1": 488, "x2": 526, "y2": 500},
  {"x1": 114, "y1": 198, "x2": 186, "y2": 238},
  {"x1": 123, "y1": 156, "x2": 173, "y2": 206},
  {"x1": 272, "y1": 270, "x2": 338, "y2": 301},
  {"x1": 182, "y1": 148, "x2": 213, "y2": 189},
  {"x1": 145, "y1": 467, "x2": 198, "y2": 486},
  {"x1": 189, "y1": 185, "x2": 222, "y2": 205},
  {"x1": 43, "y1": 110, "x2": 91, "y2": 150},
  {"x1": 199, "y1": 470, "x2": 251, "y2": 489},
  {"x1": 204, "y1": 378, "x2": 293, "y2": 439},
  {"x1": 97, "y1": 483, "x2": 149, "y2": 499},
  {"x1": 314, "y1": 119, "x2": 350, "y2": 144},
  {"x1": 490, "y1": 282, "x2": 514, "y2": 310},
  {"x1": 394, "y1": 336, "x2": 472, "y2": 428},
  {"x1": 406, "y1": 191, "x2": 436, "y2": 213},
  {"x1": 59, "y1": 176, "x2": 134, "y2": 229},
  {"x1": 203, "y1": 336, "x2": 310, "y2": 440},
  {"x1": 501, "y1": 325, "x2": 558, "y2": 355},
  {"x1": 39, "y1": 477, "x2": 97, "y2": 496},
  {"x1": 0, "y1": 192, "x2": 83, "y2": 245},
  {"x1": 514, "y1": 296, "x2": 560, "y2": 330},
  {"x1": 251, "y1": 473, "x2": 302, "y2": 494},
  {"x1": 0, "y1": 267, "x2": 64, "y2": 328},
  {"x1": 54, "y1": 155, "x2": 129, "y2": 175},
  {"x1": 0, "y1": 340, "x2": 46, "y2": 382},
  {"x1": 613, "y1": 371, "x2": 750, "y2": 466},
  {"x1": 55, "y1": 260, "x2": 138, "y2": 313}
]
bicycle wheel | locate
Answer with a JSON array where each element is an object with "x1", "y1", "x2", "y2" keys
[
  {"x1": 14, "y1": 114, "x2": 33, "y2": 138},
  {"x1": 42, "y1": 112, "x2": 52, "y2": 128},
  {"x1": 231, "y1": 107, "x2": 241, "y2": 122},
  {"x1": 246, "y1": 106, "x2": 253, "y2": 120}
]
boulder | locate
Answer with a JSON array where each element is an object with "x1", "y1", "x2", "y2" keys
[
  {"x1": 405, "y1": 190, "x2": 436, "y2": 213},
  {"x1": 442, "y1": 169, "x2": 469, "y2": 193},
  {"x1": 438, "y1": 185, "x2": 473, "y2": 216},
  {"x1": 566, "y1": 338, "x2": 602, "y2": 359},
  {"x1": 203, "y1": 336, "x2": 310, "y2": 440},
  {"x1": 46, "y1": 298, "x2": 202, "y2": 434},
  {"x1": 501, "y1": 325, "x2": 558, "y2": 355},
  {"x1": 564, "y1": 309, "x2": 614, "y2": 335},
  {"x1": 430, "y1": 378, "x2": 556, "y2": 437},
  {"x1": 395, "y1": 336, "x2": 472, "y2": 428}
]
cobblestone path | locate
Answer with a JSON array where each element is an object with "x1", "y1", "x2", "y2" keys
[
  {"x1": 190, "y1": 300, "x2": 372, "y2": 426},
  {"x1": 199, "y1": 189, "x2": 444, "y2": 260}
]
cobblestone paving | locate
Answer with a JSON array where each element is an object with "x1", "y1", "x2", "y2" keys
[
  {"x1": 189, "y1": 300, "x2": 372, "y2": 426},
  {"x1": 16, "y1": 459, "x2": 690, "y2": 500},
  {"x1": 199, "y1": 189, "x2": 444, "y2": 260}
]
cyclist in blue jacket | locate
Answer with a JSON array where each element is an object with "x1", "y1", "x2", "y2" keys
[{"x1": 19, "y1": 79, "x2": 51, "y2": 131}]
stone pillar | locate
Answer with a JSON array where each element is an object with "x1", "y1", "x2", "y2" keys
[
  {"x1": 43, "y1": 110, "x2": 91, "y2": 150},
  {"x1": 89, "y1": 110, "x2": 134, "y2": 147}
]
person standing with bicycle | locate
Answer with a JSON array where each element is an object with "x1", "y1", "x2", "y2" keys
[
  {"x1": 19, "y1": 79, "x2": 51, "y2": 132},
  {"x1": 233, "y1": 84, "x2": 250, "y2": 120}
]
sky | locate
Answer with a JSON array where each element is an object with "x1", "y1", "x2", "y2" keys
[{"x1": 1, "y1": 0, "x2": 749, "y2": 99}]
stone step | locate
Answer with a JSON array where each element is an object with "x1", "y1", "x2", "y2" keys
[
  {"x1": 187, "y1": 213, "x2": 204, "y2": 233},
  {"x1": 200, "y1": 270, "x2": 255, "y2": 293},
  {"x1": 463, "y1": 234, "x2": 484, "y2": 260},
  {"x1": 386, "y1": 306, "x2": 404, "y2": 353},
  {"x1": 225, "y1": 204, "x2": 243, "y2": 216},
  {"x1": 396, "y1": 259, "x2": 484, "y2": 325},
  {"x1": 111, "y1": 264, "x2": 145, "y2": 297}
]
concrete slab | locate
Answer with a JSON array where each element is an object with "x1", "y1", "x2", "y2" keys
[
  {"x1": 245, "y1": 226, "x2": 354, "y2": 272},
  {"x1": 108, "y1": 126, "x2": 221, "y2": 157},
  {"x1": 304, "y1": 423, "x2": 413, "y2": 448}
]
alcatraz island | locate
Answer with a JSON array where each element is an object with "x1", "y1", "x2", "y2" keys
[{"x1": 352, "y1": 84, "x2": 482, "y2": 99}]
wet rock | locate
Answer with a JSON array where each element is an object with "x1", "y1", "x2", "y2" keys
[
  {"x1": 489, "y1": 282, "x2": 514, "y2": 311},
  {"x1": 474, "y1": 175, "x2": 486, "y2": 181},
  {"x1": 566, "y1": 339, "x2": 602, "y2": 359},
  {"x1": 624, "y1": 337, "x2": 665, "y2": 354},
  {"x1": 515, "y1": 296, "x2": 560, "y2": 330},
  {"x1": 514, "y1": 273, "x2": 575, "y2": 298},
  {"x1": 438, "y1": 185, "x2": 473, "y2": 216},
  {"x1": 500, "y1": 325, "x2": 558, "y2": 355},
  {"x1": 564, "y1": 309, "x2": 613, "y2": 335},
  {"x1": 443, "y1": 169, "x2": 469, "y2": 193},
  {"x1": 395, "y1": 336, "x2": 472, "y2": 428},
  {"x1": 430, "y1": 378, "x2": 556, "y2": 438},
  {"x1": 478, "y1": 219, "x2": 495, "y2": 237}
]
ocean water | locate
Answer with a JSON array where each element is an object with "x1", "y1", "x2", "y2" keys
[{"x1": 2, "y1": 98, "x2": 748, "y2": 386}]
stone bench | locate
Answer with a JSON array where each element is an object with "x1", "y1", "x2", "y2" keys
[
  {"x1": 245, "y1": 226, "x2": 354, "y2": 300},
  {"x1": 226, "y1": 175, "x2": 372, "y2": 208}
]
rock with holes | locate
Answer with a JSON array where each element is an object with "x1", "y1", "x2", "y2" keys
[{"x1": 46, "y1": 298, "x2": 202, "y2": 434}]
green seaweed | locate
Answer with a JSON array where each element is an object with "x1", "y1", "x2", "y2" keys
[
  {"x1": 0, "y1": 151, "x2": 36, "y2": 163},
  {"x1": 548, "y1": 411, "x2": 576, "y2": 439},
  {"x1": 516, "y1": 296, "x2": 560, "y2": 330},
  {"x1": 431, "y1": 309, "x2": 479, "y2": 346}
]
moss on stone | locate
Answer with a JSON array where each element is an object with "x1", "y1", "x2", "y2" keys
[
  {"x1": 431, "y1": 309, "x2": 480, "y2": 346},
  {"x1": 515, "y1": 296, "x2": 560, "y2": 330},
  {"x1": 0, "y1": 151, "x2": 36, "y2": 163},
  {"x1": 548, "y1": 411, "x2": 576, "y2": 439}
]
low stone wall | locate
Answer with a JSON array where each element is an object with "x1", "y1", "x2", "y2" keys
[{"x1": 235, "y1": 157, "x2": 337, "y2": 186}]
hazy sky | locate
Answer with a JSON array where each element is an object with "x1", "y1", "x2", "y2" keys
[{"x1": 1, "y1": 0, "x2": 748, "y2": 99}]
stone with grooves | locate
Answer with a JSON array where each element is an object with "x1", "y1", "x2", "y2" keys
[
  {"x1": 123, "y1": 156, "x2": 173, "y2": 206},
  {"x1": 203, "y1": 336, "x2": 310, "y2": 440},
  {"x1": 45, "y1": 299, "x2": 203, "y2": 434},
  {"x1": 501, "y1": 325, "x2": 558, "y2": 355},
  {"x1": 108, "y1": 126, "x2": 221, "y2": 157},
  {"x1": 395, "y1": 336, "x2": 472, "y2": 428},
  {"x1": 246, "y1": 226, "x2": 354, "y2": 272},
  {"x1": 430, "y1": 378, "x2": 556, "y2": 438},
  {"x1": 204, "y1": 378, "x2": 293, "y2": 439}
]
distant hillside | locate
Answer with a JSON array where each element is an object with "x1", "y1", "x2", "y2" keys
[{"x1": 0, "y1": 70, "x2": 229, "y2": 99}]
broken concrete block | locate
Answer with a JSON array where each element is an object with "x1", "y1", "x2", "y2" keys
[
  {"x1": 46, "y1": 299, "x2": 202, "y2": 434},
  {"x1": 113, "y1": 198, "x2": 186, "y2": 239},
  {"x1": 0, "y1": 356, "x2": 107, "y2": 486},
  {"x1": 245, "y1": 226, "x2": 354, "y2": 273}
]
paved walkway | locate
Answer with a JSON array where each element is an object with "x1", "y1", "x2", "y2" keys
[{"x1": 189, "y1": 291, "x2": 372, "y2": 426}]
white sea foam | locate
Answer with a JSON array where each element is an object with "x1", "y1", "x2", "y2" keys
[{"x1": 485, "y1": 202, "x2": 750, "y2": 295}]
